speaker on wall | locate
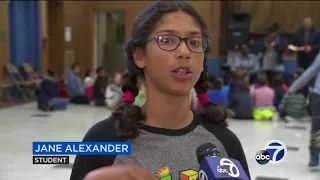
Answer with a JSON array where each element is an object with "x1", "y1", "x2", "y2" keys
[{"x1": 226, "y1": 13, "x2": 250, "y2": 50}]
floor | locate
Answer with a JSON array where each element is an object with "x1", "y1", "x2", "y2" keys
[{"x1": 0, "y1": 103, "x2": 319, "y2": 180}]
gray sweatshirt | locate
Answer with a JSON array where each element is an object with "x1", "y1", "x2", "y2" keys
[
  {"x1": 289, "y1": 53, "x2": 320, "y2": 96},
  {"x1": 105, "y1": 84, "x2": 123, "y2": 110}
]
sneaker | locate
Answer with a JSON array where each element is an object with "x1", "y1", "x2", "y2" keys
[
  {"x1": 308, "y1": 147, "x2": 319, "y2": 167},
  {"x1": 309, "y1": 161, "x2": 319, "y2": 167}
]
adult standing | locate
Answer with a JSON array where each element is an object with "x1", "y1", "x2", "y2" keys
[
  {"x1": 288, "y1": 53, "x2": 320, "y2": 167},
  {"x1": 261, "y1": 23, "x2": 286, "y2": 85},
  {"x1": 289, "y1": 16, "x2": 320, "y2": 70}
]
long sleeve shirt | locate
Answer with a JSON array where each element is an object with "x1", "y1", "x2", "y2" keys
[
  {"x1": 67, "y1": 71, "x2": 85, "y2": 98},
  {"x1": 289, "y1": 53, "x2": 320, "y2": 96},
  {"x1": 232, "y1": 54, "x2": 260, "y2": 74},
  {"x1": 278, "y1": 94, "x2": 308, "y2": 118}
]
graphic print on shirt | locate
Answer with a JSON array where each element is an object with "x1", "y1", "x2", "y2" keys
[{"x1": 155, "y1": 167, "x2": 198, "y2": 180}]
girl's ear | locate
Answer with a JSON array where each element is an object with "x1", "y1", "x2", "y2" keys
[{"x1": 133, "y1": 48, "x2": 146, "y2": 69}]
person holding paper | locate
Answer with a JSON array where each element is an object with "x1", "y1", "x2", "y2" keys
[{"x1": 289, "y1": 16, "x2": 320, "y2": 70}]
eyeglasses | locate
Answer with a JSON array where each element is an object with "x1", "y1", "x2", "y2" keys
[{"x1": 146, "y1": 34, "x2": 208, "y2": 53}]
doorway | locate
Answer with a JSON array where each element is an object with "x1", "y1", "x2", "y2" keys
[
  {"x1": 93, "y1": 9, "x2": 125, "y2": 75},
  {"x1": 48, "y1": 1, "x2": 64, "y2": 73}
]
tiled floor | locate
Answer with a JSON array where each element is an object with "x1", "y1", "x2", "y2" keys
[{"x1": 0, "y1": 103, "x2": 319, "y2": 180}]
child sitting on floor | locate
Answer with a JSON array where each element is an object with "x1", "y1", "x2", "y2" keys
[
  {"x1": 84, "y1": 69, "x2": 96, "y2": 101},
  {"x1": 278, "y1": 78, "x2": 309, "y2": 122},
  {"x1": 208, "y1": 77, "x2": 226, "y2": 105},
  {"x1": 253, "y1": 75, "x2": 276, "y2": 120},
  {"x1": 221, "y1": 75, "x2": 230, "y2": 105},
  {"x1": 228, "y1": 70, "x2": 245, "y2": 102},
  {"x1": 93, "y1": 67, "x2": 108, "y2": 106},
  {"x1": 229, "y1": 80, "x2": 253, "y2": 119},
  {"x1": 37, "y1": 70, "x2": 68, "y2": 111},
  {"x1": 105, "y1": 73, "x2": 123, "y2": 109}
]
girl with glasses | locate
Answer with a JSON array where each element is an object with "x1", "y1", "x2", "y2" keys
[{"x1": 70, "y1": 1, "x2": 250, "y2": 180}]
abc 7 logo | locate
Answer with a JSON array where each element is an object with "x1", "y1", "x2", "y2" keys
[
  {"x1": 255, "y1": 140, "x2": 287, "y2": 165},
  {"x1": 218, "y1": 158, "x2": 240, "y2": 177}
]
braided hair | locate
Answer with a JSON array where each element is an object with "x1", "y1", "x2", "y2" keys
[{"x1": 112, "y1": 1, "x2": 227, "y2": 140}]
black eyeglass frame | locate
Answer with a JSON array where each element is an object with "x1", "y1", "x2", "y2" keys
[{"x1": 145, "y1": 34, "x2": 209, "y2": 53}]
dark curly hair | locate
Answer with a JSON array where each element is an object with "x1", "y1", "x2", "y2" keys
[{"x1": 112, "y1": 1, "x2": 228, "y2": 140}]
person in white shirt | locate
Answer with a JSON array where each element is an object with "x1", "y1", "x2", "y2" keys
[
  {"x1": 83, "y1": 69, "x2": 96, "y2": 101},
  {"x1": 105, "y1": 73, "x2": 123, "y2": 110},
  {"x1": 84, "y1": 69, "x2": 96, "y2": 88}
]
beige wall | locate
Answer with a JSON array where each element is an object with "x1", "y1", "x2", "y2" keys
[
  {"x1": 0, "y1": 1, "x2": 9, "y2": 81},
  {"x1": 234, "y1": 1, "x2": 320, "y2": 33},
  {"x1": 43, "y1": 1, "x2": 223, "y2": 77}
]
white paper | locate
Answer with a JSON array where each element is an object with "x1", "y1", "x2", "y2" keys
[
  {"x1": 288, "y1": 45, "x2": 297, "y2": 51},
  {"x1": 65, "y1": 26, "x2": 71, "y2": 42},
  {"x1": 288, "y1": 44, "x2": 304, "y2": 51}
]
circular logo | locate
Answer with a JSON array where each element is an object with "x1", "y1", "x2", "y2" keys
[
  {"x1": 263, "y1": 140, "x2": 287, "y2": 164},
  {"x1": 255, "y1": 150, "x2": 270, "y2": 165},
  {"x1": 198, "y1": 170, "x2": 208, "y2": 180},
  {"x1": 217, "y1": 166, "x2": 228, "y2": 173},
  {"x1": 219, "y1": 158, "x2": 240, "y2": 178}
]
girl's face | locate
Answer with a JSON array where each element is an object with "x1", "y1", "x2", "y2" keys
[
  {"x1": 134, "y1": 11, "x2": 204, "y2": 96},
  {"x1": 113, "y1": 74, "x2": 122, "y2": 85},
  {"x1": 89, "y1": 71, "x2": 95, "y2": 77}
]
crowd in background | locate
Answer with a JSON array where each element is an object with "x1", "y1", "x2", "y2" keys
[
  {"x1": 35, "y1": 62, "x2": 146, "y2": 112},
  {"x1": 26, "y1": 13, "x2": 320, "y2": 168},
  {"x1": 230, "y1": 16, "x2": 319, "y2": 85},
  {"x1": 35, "y1": 16, "x2": 319, "y2": 123},
  {"x1": 206, "y1": 70, "x2": 309, "y2": 122},
  {"x1": 204, "y1": 15, "x2": 320, "y2": 122}
]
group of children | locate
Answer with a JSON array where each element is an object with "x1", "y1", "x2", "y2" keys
[
  {"x1": 36, "y1": 64, "x2": 117, "y2": 111},
  {"x1": 82, "y1": 68, "x2": 146, "y2": 108},
  {"x1": 207, "y1": 69, "x2": 310, "y2": 121},
  {"x1": 36, "y1": 61, "x2": 310, "y2": 122},
  {"x1": 36, "y1": 62, "x2": 147, "y2": 112},
  {"x1": 82, "y1": 67, "x2": 123, "y2": 109}
]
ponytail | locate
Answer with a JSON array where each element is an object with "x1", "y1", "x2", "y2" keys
[
  {"x1": 112, "y1": 72, "x2": 145, "y2": 140},
  {"x1": 194, "y1": 57, "x2": 228, "y2": 126}
]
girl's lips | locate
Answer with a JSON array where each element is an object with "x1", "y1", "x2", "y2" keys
[
  {"x1": 171, "y1": 66, "x2": 193, "y2": 73},
  {"x1": 171, "y1": 71, "x2": 193, "y2": 80}
]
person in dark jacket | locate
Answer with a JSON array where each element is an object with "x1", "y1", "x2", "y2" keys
[
  {"x1": 93, "y1": 67, "x2": 108, "y2": 106},
  {"x1": 289, "y1": 16, "x2": 320, "y2": 70},
  {"x1": 228, "y1": 70, "x2": 245, "y2": 102},
  {"x1": 272, "y1": 76, "x2": 286, "y2": 109},
  {"x1": 37, "y1": 70, "x2": 68, "y2": 111},
  {"x1": 229, "y1": 80, "x2": 253, "y2": 119}
]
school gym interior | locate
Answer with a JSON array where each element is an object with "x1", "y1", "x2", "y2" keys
[{"x1": 0, "y1": 1, "x2": 320, "y2": 180}]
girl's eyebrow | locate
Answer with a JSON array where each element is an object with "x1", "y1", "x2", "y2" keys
[{"x1": 155, "y1": 29, "x2": 201, "y2": 36}]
